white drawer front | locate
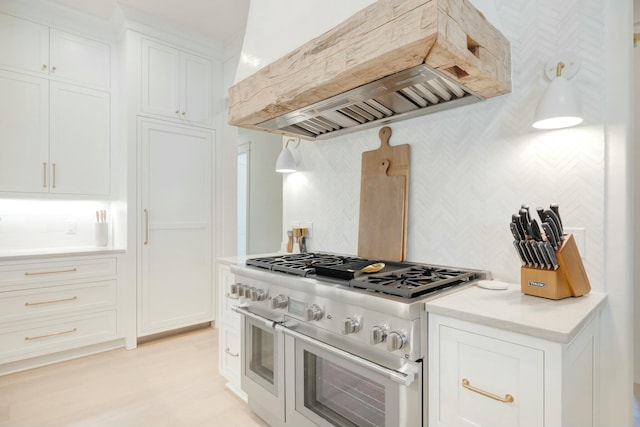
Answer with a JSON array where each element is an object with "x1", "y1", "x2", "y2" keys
[
  {"x1": 0, "y1": 280, "x2": 117, "y2": 322},
  {"x1": 0, "y1": 258, "x2": 116, "y2": 289},
  {"x1": 438, "y1": 325, "x2": 544, "y2": 427},
  {"x1": 0, "y1": 310, "x2": 117, "y2": 363},
  {"x1": 220, "y1": 326, "x2": 241, "y2": 380}
]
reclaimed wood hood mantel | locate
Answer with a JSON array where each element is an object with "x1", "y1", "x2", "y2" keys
[{"x1": 228, "y1": 0, "x2": 511, "y2": 140}]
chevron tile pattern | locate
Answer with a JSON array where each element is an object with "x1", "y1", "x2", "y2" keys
[{"x1": 283, "y1": 0, "x2": 606, "y2": 289}]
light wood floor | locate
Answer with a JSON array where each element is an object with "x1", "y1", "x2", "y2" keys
[{"x1": 0, "y1": 327, "x2": 268, "y2": 427}]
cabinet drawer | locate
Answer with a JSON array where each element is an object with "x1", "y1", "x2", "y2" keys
[
  {"x1": 219, "y1": 326, "x2": 241, "y2": 381},
  {"x1": 0, "y1": 310, "x2": 117, "y2": 363},
  {"x1": 0, "y1": 258, "x2": 116, "y2": 289},
  {"x1": 437, "y1": 325, "x2": 544, "y2": 427},
  {"x1": 0, "y1": 280, "x2": 116, "y2": 322}
]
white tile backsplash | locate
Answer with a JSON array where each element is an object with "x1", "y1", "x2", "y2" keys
[{"x1": 283, "y1": 0, "x2": 606, "y2": 289}]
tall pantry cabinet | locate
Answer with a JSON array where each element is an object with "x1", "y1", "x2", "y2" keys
[{"x1": 123, "y1": 30, "x2": 218, "y2": 337}]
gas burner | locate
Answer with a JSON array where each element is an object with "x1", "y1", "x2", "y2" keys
[
  {"x1": 246, "y1": 253, "x2": 482, "y2": 300},
  {"x1": 350, "y1": 266, "x2": 477, "y2": 299}
]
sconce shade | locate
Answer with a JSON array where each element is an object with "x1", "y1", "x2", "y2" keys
[
  {"x1": 532, "y1": 71, "x2": 583, "y2": 130},
  {"x1": 275, "y1": 146, "x2": 296, "y2": 173}
]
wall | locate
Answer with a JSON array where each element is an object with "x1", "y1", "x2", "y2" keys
[
  {"x1": 238, "y1": 0, "x2": 633, "y2": 424},
  {"x1": 634, "y1": 0, "x2": 640, "y2": 385}
]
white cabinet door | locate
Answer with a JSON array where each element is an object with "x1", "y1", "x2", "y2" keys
[
  {"x1": 50, "y1": 82, "x2": 110, "y2": 195},
  {"x1": 141, "y1": 38, "x2": 213, "y2": 127},
  {"x1": 0, "y1": 70, "x2": 49, "y2": 193},
  {"x1": 50, "y1": 29, "x2": 110, "y2": 88},
  {"x1": 181, "y1": 52, "x2": 213, "y2": 125},
  {"x1": 0, "y1": 14, "x2": 49, "y2": 75},
  {"x1": 141, "y1": 38, "x2": 181, "y2": 120},
  {"x1": 139, "y1": 120, "x2": 213, "y2": 335}
]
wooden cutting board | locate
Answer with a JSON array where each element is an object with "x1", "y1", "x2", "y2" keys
[{"x1": 358, "y1": 127, "x2": 410, "y2": 261}]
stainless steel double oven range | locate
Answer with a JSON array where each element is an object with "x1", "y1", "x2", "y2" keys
[{"x1": 230, "y1": 253, "x2": 488, "y2": 427}]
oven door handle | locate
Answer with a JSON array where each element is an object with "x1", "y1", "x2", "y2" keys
[
  {"x1": 232, "y1": 304, "x2": 278, "y2": 328},
  {"x1": 278, "y1": 324, "x2": 418, "y2": 387}
]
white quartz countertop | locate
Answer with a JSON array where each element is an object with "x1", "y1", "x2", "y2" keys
[
  {"x1": 425, "y1": 282, "x2": 607, "y2": 343},
  {"x1": 0, "y1": 247, "x2": 125, "y2": 261}
]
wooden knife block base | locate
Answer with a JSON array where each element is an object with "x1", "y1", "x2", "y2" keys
[{"x1": 520, "y1": 234, "x2": 591, "y2": 300}]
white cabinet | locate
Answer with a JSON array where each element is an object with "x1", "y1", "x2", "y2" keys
[
  {"x1": 0, "y1": 71, "x2": 48, "y2": 193},
  {"x1": 0, "y1": 70, "x2": 110, "y2": 195},
  {"x1": 141, "y1": 38, "x2": 213, "y2": 127},
  {"x1": 50, "y1": 82, "x2": 110, "y2": 195},
  {"x1": 0, "y1": 255, "x2": 119, "y2": 369},
  {"x1": 428, "y1": 314, "x2": 599, "y2": 427},
  {"x1": 217, "y1": 263, "x2": 246, "y2": 400},
  {"x1": 0, "y1": 13, "x2": 110, "y2": 88},
  {"x1": 138, "y1": 119, "x2": 213, "y2": 336}
]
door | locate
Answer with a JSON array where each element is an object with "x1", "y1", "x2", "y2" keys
[
  {"x1": 49, "y1": 29, "x2": 110, "y2": 88},
  {"x1": 284, "y1": 329, "x2": 421, "y2": 427},
  {"x1": 50, "y1": 82, "x2": 110, "y2": 195},
  {"x1": 139, "y1": 119, "x2": 213, "y2": 335},
  {"x1": 0, "y1": 70, "x2": 48, "y2": 193},
  {"x1": 181, "y1": 51, "x2": 213, "y2": 125},
  {"x1": 0, "y1": 13, "x2": 49, "y2": 75},
  {"x1": 141, "y1": 38, "x2": 180, "y2": 120}
]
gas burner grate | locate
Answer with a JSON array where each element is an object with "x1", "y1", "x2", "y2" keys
[{"x1": 350, "y1": 267, "x2": 477, "y2": 299}]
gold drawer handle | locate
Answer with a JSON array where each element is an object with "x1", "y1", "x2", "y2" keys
[
  {"x1": 25, "y1": 296, "x2": 77, "y2": 306},
  {"x1": 25, "y1": 328, "x2": 77, "y2": 341},
  {"x1": 25, "y1": 268, "x2": 77, "y2": 276},
  {"x1": 225, "y1": 347, "x2": 239, "y2": 357},
  {"x1": 225, "y1": 293, "x2": 239, "y2": 300},
  {"x1": 461, "y1": 378, "x2": 514, "y2": 403}
]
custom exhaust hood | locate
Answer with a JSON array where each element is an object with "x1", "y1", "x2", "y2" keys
[{"x1": 228, "y1": 0, "x2": 511, "y2": 141}]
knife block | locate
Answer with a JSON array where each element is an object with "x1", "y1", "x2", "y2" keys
[{"x1": 520, "y1": 234, "x2": 591, "y2": 300}]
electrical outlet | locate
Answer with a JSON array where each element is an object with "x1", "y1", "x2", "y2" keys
[
  {"x1": 65, "y1": 219, "x2": 77, "y2": 235},
  {"x1": 564, "y1": 227, "x2": 585, "y2": 258}
]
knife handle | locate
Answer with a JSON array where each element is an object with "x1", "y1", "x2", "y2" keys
[{"x1": 550, "y1": 203, "x2": 563, "y2": 227}]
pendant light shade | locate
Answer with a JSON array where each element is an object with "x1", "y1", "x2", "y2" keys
[
  {"x1": 532, "y1": 58, "x2": 583, "y2": 130},
  {"x1": 275, "y1": 139, "x2": 298, "y2": 173}
]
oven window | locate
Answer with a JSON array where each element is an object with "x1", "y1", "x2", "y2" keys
[
  {"x1": 303, "y1": 350, "x2": 385, "y2": 427},
  {"x1": 250, "y1": 324, "x2": 274, "y2": 384}
]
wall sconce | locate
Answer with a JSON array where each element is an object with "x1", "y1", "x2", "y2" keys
[
  {"x1": 275, "y1": 138, "x2": 299, "y2": 173},
  {"x1": 532, "y1": 56, "x2": 583, "y2": 130}
]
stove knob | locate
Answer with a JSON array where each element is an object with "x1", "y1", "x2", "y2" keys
[
  {"x1": 230, "y1": 283, "x2": 241, "y2": 297},
  {"x1": 370, "y1": 325, "x2": 387, "y2": 345},
  {"x1": 250, "y1": 288, "x2": 267, "y2": 301},
  {"x1": 270, "y1": 294, "x2": 288, "y2": 309},
  {"x1": 387, "y1": 331, "x2": 407, "y2": 352},
  {"x1": 341, "y1": 316, "x2": 361, "y2": 335},
  {"x1": 237, "y1": 285, "x2": 248, "y2": 297},
  {"x1": 305, "y1": 304, "x2": 324, "y2": 321}
]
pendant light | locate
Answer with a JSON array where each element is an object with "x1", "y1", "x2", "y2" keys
[
  {"x1": 532, "y1": 57, "x2": 583, "y2": 130},
  {"x1": 275, "y1": 138, "x2": 298, "y2": 173}
]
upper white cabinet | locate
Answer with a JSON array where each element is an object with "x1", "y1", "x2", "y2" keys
[
  {"x1": 141, "y1": 38, "x2": 213, "y2": 127},
  {"x1": 50, "y1": 82, "x2": 110, "y2": 195},
  {"x1": 0, "y1": 70, "x2": 110, "y2": 196},
  {"x1": 0, "y1": 13, "x2": 110, "y2": 88},
  {"x1": 0, "y1": 71, "x2": 48, "y2": 193}
]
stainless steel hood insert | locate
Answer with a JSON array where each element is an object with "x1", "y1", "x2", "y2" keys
[{"x1": 258, "y1": 63, "x2": 482, "y2": 140}]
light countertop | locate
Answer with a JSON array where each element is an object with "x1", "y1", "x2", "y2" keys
[
  {"x1": 0, "y1": 247, "x2": 125, "y2": 261},
  {"x1": 425, "y1": 282, "x2": 607, "y2": 343}
]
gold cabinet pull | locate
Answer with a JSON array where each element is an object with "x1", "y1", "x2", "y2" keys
[
  {"x1": 25, "y1": 327, "x2": 77, "y2": 341},
  {"x1": 225, "y1": 347, "x2": 239, "y2": 357},
  {"x1": 461, "y1": 378, "x2": 514, "y2": 403},
  {"x1": 25, "y1": 296, "x2": 77, "y2": 306},
  {"x1": 25, "y1": 268, "x2": 77, "y2": 276},
  {"x1": 42, "y1": 64, "x2": 48, "y2": 70},
  {"x1": 52, "y1": 163, "x2": 56, "y2": 188},
  {"x1": 51, "y1": 65, "x2": 57, "y2": 72},
  {"x1": 43, "y1": 162, "x2": 47, "y2": 187},
  {"x1": 225, "y1": 293, "x2": 239, "y2": 300},
  {"x1": 143, "y1": 208, "x2": 149, "y2": 245}
]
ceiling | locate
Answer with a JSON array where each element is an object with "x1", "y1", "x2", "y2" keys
[{"x1": 50, "y1": 0, "x2": 250, "y2": 45}]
